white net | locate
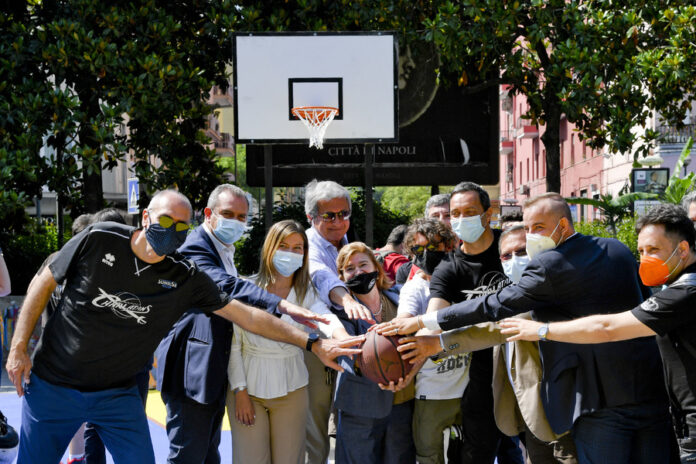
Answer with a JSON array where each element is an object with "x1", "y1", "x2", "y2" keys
[{"x1": 292, "y1": 106, "x2": 338, "y2": 149}]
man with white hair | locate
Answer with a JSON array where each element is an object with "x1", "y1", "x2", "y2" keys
[
  {"x1": 8, "y1": 189, "x2": 360, "y2": 464},
  {"x1": 303, "y1": 179, "x2": 373, "y2": 463}
]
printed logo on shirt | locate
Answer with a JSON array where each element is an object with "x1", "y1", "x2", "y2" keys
[
  {"x1": 158, "y1": 279, "x2": 178, "y2": 289},
  {"x1": 462, "y1": 271, "x2": 509, "y2": 300},
  {"x1": 435, "y1": 354, "x2": 469, "y2": 374},
  {"x1": 101, "y1": 253, "x2": 116, "y2": 267},
  {"x1": 91, "y1": 288, "x2": 152, "y2": 324},
  {"x1": 640, "y1": 297, "x2": 660, "y2": 312}
]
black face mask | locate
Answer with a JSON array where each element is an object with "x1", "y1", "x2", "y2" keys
[
  {"x1": 345, "y1": 271, "x2": 379, "y2": 295},
  {"x1": 145, "y1": 223, "x2": 188, "y2": 256},
  {"x1": 414, "y1": 250, "x2": 446, "y2": 276}
]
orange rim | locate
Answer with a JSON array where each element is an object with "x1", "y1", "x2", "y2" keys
[{"x1": 291, "y1": 106, "x2": 339, "y2": 122}]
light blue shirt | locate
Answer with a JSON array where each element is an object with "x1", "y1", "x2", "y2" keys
[{"x1": 306, "y1": 227, "x2": 348, "y2": 306}]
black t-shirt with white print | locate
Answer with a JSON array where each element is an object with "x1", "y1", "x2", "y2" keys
[
  {"x1": 632, "y1": 263, "x2": 696, "y2": 439},
  {"x1": 33, "y1": 222, "x2": 229, "y2": 391},
  {"x1": 428, "y1": 229, "x2": 505, "y2": 398}
]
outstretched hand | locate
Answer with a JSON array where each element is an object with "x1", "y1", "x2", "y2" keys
[
  {"x1": 312, "y1": 336, "x2": 365, "y2": 372},
  {"x1": 397, "y1": 334, "x2": 443, "y2": 365},
  {"x1": 378, "y1": 358, "x2": 424, "y2": 392},
  {"x1": 343, "y1": 298, "x2": 375, "y2": 324},
  {"x1": 499, "y1": 318, "x2": 543, "y2": 341},
  {"x1": 279, "y1": 301, "x2": 331, "y2": 329},
  {"x1": 373, "y1": 317, "x2": 421, "y2": 337}
]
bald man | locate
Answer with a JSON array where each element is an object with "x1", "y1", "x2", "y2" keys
[
  {"x1": 381, "y1": 192, "x2": 672, "y2": 464},
  {"x1": 7, "y1": 189, "x2": 361, "y2": 464}
]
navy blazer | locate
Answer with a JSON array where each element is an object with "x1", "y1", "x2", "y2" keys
[
  {"x1": 438, "y1": 233, "x2": 667, "y2": 433},
  {"x1": 333, "y1": 290, "x2": 399, "y2": 419},
  {"x1": 155, "y1": 225, "x2": 282, "y2": 405}
]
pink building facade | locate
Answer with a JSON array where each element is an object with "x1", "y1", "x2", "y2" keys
[{"x1": 498, "y1": 86, "x2": 605, "y2": 222}]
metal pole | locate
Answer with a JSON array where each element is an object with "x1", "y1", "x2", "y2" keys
[
  {"x1": 56, "y1": 145, "x2": 64, "y2": 247},
  {"x1": 264, "y1": 145, "x2": 273, "y2": 232},
  {"x1": 364, "y1": 144, "x2": 374, "y2": 247},
  {"x1": 430, "y1": 185, "x2": 440, "y2": 196}
]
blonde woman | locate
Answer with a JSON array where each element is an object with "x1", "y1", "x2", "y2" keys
[{"x1": 226, "y1": 220, "x2": 347, "y2": 464}]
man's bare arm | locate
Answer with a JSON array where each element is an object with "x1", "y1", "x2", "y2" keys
[
  {"x1": 7, "y1": 266, "x2": 57, "y2": 395},
  {"x1": 214, "y1": 301, "x2": 363, "y2": 371},
  {"x1": 500, "y1": 311, "x2": 656, "y2": 344}
]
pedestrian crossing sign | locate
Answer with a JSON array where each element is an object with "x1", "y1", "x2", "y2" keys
[{"x1": 127, "y1": 178, "x2": 139, "y2": 214}]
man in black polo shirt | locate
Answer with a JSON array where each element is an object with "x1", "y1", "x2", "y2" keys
[{"x1": 6, "y1": 189, "x2": 360, "y2": 464}]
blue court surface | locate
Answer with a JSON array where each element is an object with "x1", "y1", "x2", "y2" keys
[{"x1": 0, "y1": 386, "x2": 232, "y2": 464}]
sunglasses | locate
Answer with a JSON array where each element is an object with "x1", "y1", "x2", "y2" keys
[
  {"x1": 318, "y1": 210, "x2": 351, "y2": 223},
  {"x1": 500, "y1": 247, "x2": 527, "y2": 261},
  {"x1": 410, "y1": 242, "x2": 442, "y2": 255},
  {"x1": 155, "y1": 214, "x2": 189, "y2": 232}
]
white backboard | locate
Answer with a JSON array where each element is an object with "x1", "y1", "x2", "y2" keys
[{"x1": 233, "y1": 32, "x2": 398, "y2": 144}]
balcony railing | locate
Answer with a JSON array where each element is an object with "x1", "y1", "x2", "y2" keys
[{"x1": 656, "y1": 124, "x2": 695, "y2": 144}]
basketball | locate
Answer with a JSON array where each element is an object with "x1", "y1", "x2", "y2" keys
[{"x1": 358, "y1": 330, "x2": 413, "y2": 385}]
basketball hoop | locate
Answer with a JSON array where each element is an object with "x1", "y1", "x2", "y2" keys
[{"x1": 291, "y1": 106, "x2": 338, "y2": 149}]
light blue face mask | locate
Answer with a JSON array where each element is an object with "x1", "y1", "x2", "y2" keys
[
  {"x1": 451, "y1": 213, "x2": 486, "y2": 243},
  {"x1": 213, "y1": 215, "x2": 247, "y2": 245},
  {"x1": 502, "y1": 254, "x2": 531, "y2": 283},
  {"x1": 272, "y1": 250, "x2": 304, "y2": 277}
]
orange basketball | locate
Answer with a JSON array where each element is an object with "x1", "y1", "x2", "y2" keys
[{"x1": 358, "y1": 330, "x2": 413, "y2": 385}]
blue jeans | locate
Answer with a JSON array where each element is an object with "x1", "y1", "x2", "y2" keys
[
  {"x1": 572, "y1": 402, "x2": 672, "y2": 464},
  {"x1": 84, "y1": 367, "x2": 151, "y2": 464},
  {"x1": 18, "y1": 373, "x2": 154, "y2": 464}
]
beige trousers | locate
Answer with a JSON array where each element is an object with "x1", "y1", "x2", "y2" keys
[
  {"x1": 226, "y1": 386, "x2": 308, "y2": 464},
  {"x1": 303, "y1": 350, "x2": 334, "y2": 464}
]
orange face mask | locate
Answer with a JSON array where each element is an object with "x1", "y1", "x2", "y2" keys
[{"x1": 639, "y1": 246, "x2": 681, "y2": 287}]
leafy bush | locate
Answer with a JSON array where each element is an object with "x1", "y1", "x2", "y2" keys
[{"x1": 3, "y1": 220, "x2": 70, "y2": 294}]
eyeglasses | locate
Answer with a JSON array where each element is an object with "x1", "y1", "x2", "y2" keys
[
  {"x1": 318, "y1": 210, "x2": 351, "y2": 223},
  {"x1": 500, "y1": 247, "x2": 527, "y2": 261},
  {"x1": 155, "y1": 214, "x2": 189, "y2": 232},
  {"x1": 410, "y1": 242, "x2": 442, "y2": 255}
]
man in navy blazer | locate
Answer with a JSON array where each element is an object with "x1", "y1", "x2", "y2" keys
[
  {"x1": 156, "y1": 184, "x2": 319, "y2": 464},
  {"x1": 383, "y1": 193, "x2": 673, "y2": 464}
]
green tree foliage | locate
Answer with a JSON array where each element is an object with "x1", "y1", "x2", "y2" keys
[
  {"x1": 375, "y1": 186, "x2": 432, "y2": 221},
  {"x1": 567, "y1": 190, "x2": 657, "y2": 237},
  {"x1": 662, "y1": 138, "x2": 694, "y2": 205},
  {"x1": 423, "y1": 1, "x2": 696, "y2": 192},
  {"x1": 2, "y1": 0, "x2": 232, "y2": 224}
]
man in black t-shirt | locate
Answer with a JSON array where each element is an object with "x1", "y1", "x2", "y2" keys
[
  {"x1": 501, "y1": 203, "x2": 696, "y2": 462},
  {"x1": 6, "y1": 189, "x2": 361, "y2": 464},
  {"x1": 425, "y1": 182, "x2": 521, "y2": 464}
]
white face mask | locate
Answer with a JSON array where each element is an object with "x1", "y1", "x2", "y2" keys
[
  {"x1": 502, "y1": 254, "x2": 531, "y2": 283},
  {"x1": 526, "y1": 220, "x2": 563, "y2": 259}
]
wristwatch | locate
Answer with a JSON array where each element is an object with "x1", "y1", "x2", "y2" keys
[
  {"x1": 305, "y1": 332, "x2": 320, "y2": 352},
  {"x1": 233, "y1": 386, "x2": 246, "y2": 394},
  {"x1": 538, "y1": 324, "x2": 550, "y2": 341}
]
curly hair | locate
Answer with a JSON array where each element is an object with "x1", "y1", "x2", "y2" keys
[{"x1": 403, "y1": 218, "x2": 457, "y2": 257}]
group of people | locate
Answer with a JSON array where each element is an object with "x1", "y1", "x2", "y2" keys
[{"x1": 4, "y1": 177, "x2": 696, "y2": 464}]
